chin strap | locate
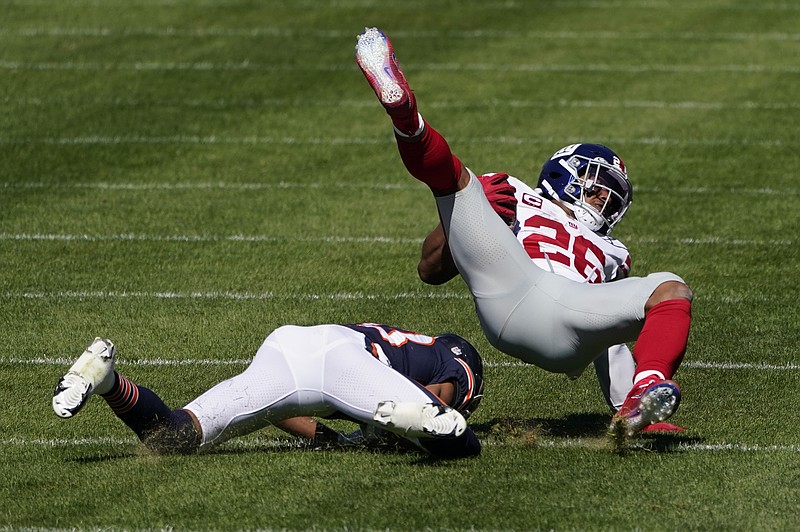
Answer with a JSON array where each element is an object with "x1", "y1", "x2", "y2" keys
[{"x1": 567, "y1": 203, "x2": 608, "y2": 234}]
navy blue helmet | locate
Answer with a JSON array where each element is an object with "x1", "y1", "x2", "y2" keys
[
  {"x1": 536, "y1": 143, "x2": 633, "y2": 235},
  {"x1": 436, "y1": 334, "x2": 485, "y2": 419}
]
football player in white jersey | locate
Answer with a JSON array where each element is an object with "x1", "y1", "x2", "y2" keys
[
  {"x1": 419, "y1": 169, "x2": 638, "y2": 416},
  {"x1": 355, "y1": 27, "x2": 693, "y2": 439},
  {"x1": 52, "y1": 323, "x2": 485, "y2": 459}
]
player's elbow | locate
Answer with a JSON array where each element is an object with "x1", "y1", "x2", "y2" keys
[{"x1": 418, "y1": 261, "x2": 454, "y2": 285}]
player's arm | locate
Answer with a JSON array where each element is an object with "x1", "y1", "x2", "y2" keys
[
  {"x1": 424, "y1": 380, "x2": 455, "y2": 405},
  {"x1": 274, "y1": 417, "x2": 326, "y2": 439},
  {"x1": 418, "y1": 222, "x2": 459, "y2": 285},
  {"x1": 418, "y1": 172, "x2": 517, "y2": 285}
]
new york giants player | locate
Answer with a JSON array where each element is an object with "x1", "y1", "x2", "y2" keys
[
  {"x1": 52, "y1": 323, "x2": 485, "y2": 459},
  {"x1": 419, "y1": 162, "x2": 638, "y2": 415},
  {"x1": 355, "y1": 27, "x2": 693, "y2": 439}
]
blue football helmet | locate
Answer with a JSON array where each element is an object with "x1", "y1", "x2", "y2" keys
[
  {"x1": 437, "y1": 334, "x2": 484, "y2": 419},
  {"x1": 536, "y1": 143, "x2": 633, "y2": 235}
]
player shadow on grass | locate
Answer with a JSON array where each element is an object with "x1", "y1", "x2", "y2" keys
[
  {"x1": 471, "y1": 413, "x2": 704, "y2": 454},
  {"x1": 65, "y1": 415, "x2": 704, "y2": 463},
  {"x1": 68, "y1": 452, "x2": 139, "y2": 464},
  {"x1": 66, "y1": 439, "x2": 325, "y2": 464},
  {"x1": 471, "y1": 412, "x2": 609, "y2": 442}
]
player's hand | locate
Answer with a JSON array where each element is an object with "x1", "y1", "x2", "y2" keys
[{"x1": 477, "y1": 172, "x2": 517, "y2": 227}]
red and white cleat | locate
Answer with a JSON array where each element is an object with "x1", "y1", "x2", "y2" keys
[
  {"x1": 355, "y1": 27, "x2": 421, "y2": 136},
  {"x1": 610, "y1": 377, "x2": 682, "y2": 438}
]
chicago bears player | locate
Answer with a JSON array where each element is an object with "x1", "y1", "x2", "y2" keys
[
  {"x1": 355, "y1": 27, "x2": 693, "y2": 439},
  {"x1": 52, "y1": 323, "x2": 485, "y2": 459}
]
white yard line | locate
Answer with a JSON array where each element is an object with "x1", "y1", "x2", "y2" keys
[
  {"x1": 0, "y1": 181, "x2": 416, "y2": 191},
  {"x1": 486, "y1": 360, "x2": 800, "y2": 371},
  {"x1": 3, "y1": 356, "x2": 798, "y2": 372},
  {"x1": 0, "y1": 289, "x2": 787, "y2": 304},
  {"x1": 0, "y1": 233, "x2": 793, "y2": 247},
  {"x1": 0, "y1": 289, "x2": 470, "y2": 301},
  {"x1": 0, "y1": 233, "x2": 426, "y2": 244},
  {"x1": 2, "y1": 435, "x2": 799, "y2": 454},
  {"x1": 536, "y1": 439, "x2": 800, "y2": 453}
]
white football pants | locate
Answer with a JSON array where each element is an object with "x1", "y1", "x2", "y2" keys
[{"x1": 183, "y1": 324, "x2": 433, "y2": 449}]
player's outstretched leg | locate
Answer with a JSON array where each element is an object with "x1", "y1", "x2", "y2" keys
[
  {"x1": 52, "y1": 337, "x2": 116, "y2": 418},
  {"x1": 356, "y1": 27, "x2": 464, "y2": 195},
  {"x1": 609, "y1": 377, "x2": 682, "y2": 440},
  {"x1": 373, "y1": 401, "x2": 467, "y2": 439},
  {"x1": 355, "y1": 27, "x2": 422, "y2": 137}
]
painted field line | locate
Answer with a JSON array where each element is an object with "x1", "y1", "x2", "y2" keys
[
  {"x1": 536, "y1": 439, "x2": 800, "y2": 453},
  {"x1": 3, "y1": 435, "x2": 799, "y2": 454},
  {"x1": 5, "y1": 356, "x2": 800, "y2": 372},
  {"x1": 0, "y1": 289, "x2": 786, "y2": 303},
  {"x1": 0, "y1": 233, "x2": 794, "y2": 248},
  {"x1": 1, "y1": 62, "x2": 798, "y2": 74},
  {"x1": 487, "y1": 360, "x2": 800, "y2": 371},
  {"x1": 0, "y1": 233, "x2": 425, "y2": 244},
  {"x1": 0, "y1": 290, "x2": 787, "y2": 306},
  {"x1": 0, "y1": 135, "x2": 795, "y2": 148},
  {"x1": 0, "y1": 290, "x2": 471, "y2": 301},
  {"x1": 5, "y1": 27, "x2": 800, "y2": 42},
  {"x1": 0, "y1": 135, "x2": 388, "y2": 145},
  {"x1": 2, "y1": 356, "x2": 251, "y2": 367},
  {"x1": 1, "y1": 181, "x2": 417, "y2": 191}
]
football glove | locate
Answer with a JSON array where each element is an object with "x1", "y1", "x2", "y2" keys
[{"x1": 477, "y1": 172, "x2": 517, "y2": 227}]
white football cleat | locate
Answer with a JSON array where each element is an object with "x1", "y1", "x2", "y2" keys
[
  {"x1": 355, "y1": 27, "x2": 422, "y2": 137},
  {"x1": 52, "y1": 337, "x2": 117, "y2": 419},
  {"x1": 373, "y1": 401, "x2": 467, "y2": 439},
  {"x1": 355, "y1": 27, "x2": 409, "y2": 108}
]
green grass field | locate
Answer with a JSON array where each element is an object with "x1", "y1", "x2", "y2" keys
[{"x1": 2, "y1": 0, "x2": 799, "y2": 529}]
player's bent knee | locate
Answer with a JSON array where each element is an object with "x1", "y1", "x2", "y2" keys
[{"x1": 646, "y1": 280, "x2": 693, "y2": 311}]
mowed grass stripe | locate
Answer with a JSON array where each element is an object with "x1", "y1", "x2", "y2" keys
[
  {"x1": 6, "y1": 97, "x2": 800, "y2": 112},
  {"x1": 5, "y1": 0, "x2": 800, "y2": 11},
  {"x1": 4, "y1": 27, "x2": 800, "y2": 42},
  {"x1": 3, "y1": 182, "x2": 799, "y2": 196},
  {"x1": 0, "y1": 135, "x2": 796, "y2": 147},
  {"x1": 2, "y1": 61, "x2": 799, "y2": 73},
  {"x1": 3, "y1": 435, "x2": 800, "y2": 454}
]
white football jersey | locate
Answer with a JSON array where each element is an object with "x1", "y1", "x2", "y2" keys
[{"x1": 504, "y1": 175, "x2": 631, "y2": 284}]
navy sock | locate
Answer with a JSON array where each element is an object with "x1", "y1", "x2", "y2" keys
[{"x1": 102, "y1": 373, "x2": 199, "y2": 454}]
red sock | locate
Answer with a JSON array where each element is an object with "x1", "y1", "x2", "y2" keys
[
  {"x1": 632, "y1": 298, "x2": 692, "y2": 379},
  {"x1": 396, "y1": 121, "x2": 463, "y2": 194}
]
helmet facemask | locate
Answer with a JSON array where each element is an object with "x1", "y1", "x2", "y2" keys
[
  {"x1": 563, "y1": 156, "x2": 632, "y2": 235},
  {"x1": 458, "y1": 381, "x2": 484, "y2": 419}
]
